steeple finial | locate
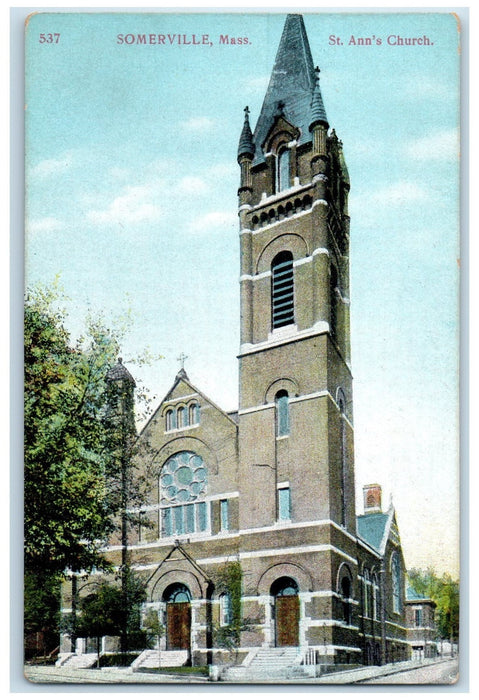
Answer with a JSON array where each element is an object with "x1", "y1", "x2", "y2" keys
[
  {"x1": 237, "y1": 105, "x2": 255, "y2": 161},
  {"x1": 177, "y1": 352, "x2": 188, "y2": 371},
  {"x1": 175, "y1": 352, "x2": 189, "y2": 381}
]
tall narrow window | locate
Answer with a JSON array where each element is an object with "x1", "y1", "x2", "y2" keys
[
  {"x1": 338, "y1": 390, "x2": 347, "y2": 526},
  {"x1": 415, "y1": 608, "x2": 423, "y2": 627},
  {"x1": 189, "y1": 402, "x2": 200, "y2": 425},
  {"x1": 220, "y1": 499, "x2": 229, "y2": 531},
  {"x1": 278, "y1": 486, "x2": 291, "y2": 521},
  {"x1": 177, "y1": 406, "x2": 186, "y2": 429},
  {"x1": 392, "y1": 552, "x2": 401, "y2": 614},
  {"x1": 220, "y1": 593, "x2": 233, "y2": 626},
  {"x1": 277, "y1": 148, "x2": 290, "y2": 192},
  {"x1": 330, "y1": 264, "x2": 339, "y2": 342},
  {"x1": 272, "y1": 251, "x2": 294, "y2": 329},
  {"x1": 363, "y1": 569, "x2": 370, "y2": 618},
  {"x1": 341, "y1": 576, "x2": 352, "y2": 625},
  {"x1": 275, "y1": 390, "x2": 290, "y2": 437},
  {"x1": 165, "y1": 409, "x2": 176, "y2": 432}
]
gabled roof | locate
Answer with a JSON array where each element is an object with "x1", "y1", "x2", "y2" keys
[
  {"x1": 140, "y1": 370, "x2": 238, "y2": 436},
  {"x1": 356, "y1": 503, "x2": 401, "y2": 556},
  {"x1": 252, "y1": 14, "x2": 328, "y2": 165},
  {"x1": 357, "y1": 511, "x2": 390, "y2": 552}
]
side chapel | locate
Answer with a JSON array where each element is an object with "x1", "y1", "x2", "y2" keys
[{"x1": 60, "y1": 14, "x2": 411, "y2": 671}]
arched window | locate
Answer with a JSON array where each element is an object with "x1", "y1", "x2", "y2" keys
[
  {"x1": 341, "y1": 575, "x2": 352, "y2": 625},
  {"x1": 277, "y1": 147, "x2": 290, "y2": 192},
  {"x1": 163, "y1": 582, "x2": 191, "y2": 604},
  {"x1": 392, "y1": 552, "x2": 402, "y2": 614},
  {"x1": 275, "y1": 390, "x2": 290, "y2": 437},
  {"x1": 272, "y1": 251, "x2": 294, "y2": 329},
  {"x1": 188, "y1": 402, "x2": 200, "y2": 426},
  {"x1": 176, "y1": 406, "x2": 186, "y2": 429},
  {"x1": 165, "y1": 409, "x2": 176, "y2": 432},
  {"x1": 372, "y1": 574, "x2": 380, "y2": 621},
  {"x1": 363, "y1": 569, "x2": 370, "y2": 618}
]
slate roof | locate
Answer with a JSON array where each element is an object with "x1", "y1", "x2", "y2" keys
[
  {"x1": 406, "y1": 585, "x2": 427, "y2": 601},
  {"x1": 252, "y1": 14, "x2": 328, "y2": 166},
  {"x1": 356, "y1": 512, "x2": 390, "y2": 552}
]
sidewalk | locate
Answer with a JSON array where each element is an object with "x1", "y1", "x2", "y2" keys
[
  {"x1": 312, "y1": 657, "x2": 456, "y2": 684},
  {"x1": 24, "y1": 656, "x2": 456, "y2": 686}
]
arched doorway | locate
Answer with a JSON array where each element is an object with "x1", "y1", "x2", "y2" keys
[
  {"x1": 163, "y1": 583, "x2": 191, "y2": 651},
  {"x1": 271, "y1": 577, "x2": 299, "y2": 647}
]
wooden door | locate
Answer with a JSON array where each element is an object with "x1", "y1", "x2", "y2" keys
[
  {"x1": 275, "y1": 595, "x2": 299, "y2": 646},
  {"x1": 166, "y1": 602, "x2": 191, "y2": 650}
]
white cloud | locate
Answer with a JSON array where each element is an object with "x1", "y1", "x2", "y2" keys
[
  {"x1": 181, "y1": 116, "x2": 216, "y2": 132},
  {"x1": 405, "y1": 129, "x2": 459, "y2": 161},
  {"x1": 175, "y1": 176, "x2": 209, "y2": 196},
  {"x1": 87, "y1": 184, "x2": 163, "y2": 225},
  {"x1": 27, "y1": 217, "x2": 63, "y2": 234},
  {"x1": 30, "y1": 153, "x2": 73, "y2": 179},
  {"x1": 188, "y1": 210, "x2": 236, "y2": 234},
  {"x1": 368, "y1": 181, "x2": 430, "y2": 207}
]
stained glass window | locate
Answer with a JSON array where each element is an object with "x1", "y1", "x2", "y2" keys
[{"x1": 160, "y1": 451, "x2": 208, "y2": 536}]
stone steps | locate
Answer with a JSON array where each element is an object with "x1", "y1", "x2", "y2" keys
[
  {"x1": 131, "y1": 649, "x2": 189, "y2": 670},
  {"x1": 221, "y1": 647, "x2": 313, "y2": 681},
  {"x1": 56, "y1": 653, "x2": 98, "y2": 669}
]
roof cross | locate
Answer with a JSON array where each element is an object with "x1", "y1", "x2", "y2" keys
[{"x1": 177, "y1": 352, "x2": 188, "y2": 371}]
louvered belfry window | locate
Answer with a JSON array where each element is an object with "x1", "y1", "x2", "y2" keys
[{"x1": 272, "y1": 251, "x2": 294, "y2": 329}]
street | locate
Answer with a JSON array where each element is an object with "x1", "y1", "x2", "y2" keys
[{"x1": 358, "y1": 658, "x2": 459, "y2": 685}]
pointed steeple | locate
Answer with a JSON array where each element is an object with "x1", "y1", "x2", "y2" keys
[
  {"x1": 309, "y1": 67, "x2": 329, "y2": 131},
  {"x1": 252, "y1": 14, "x2": 328, "y2": 164},
  {"x1": 237, "y1": 106, "x2": 255, "y2": 161}
]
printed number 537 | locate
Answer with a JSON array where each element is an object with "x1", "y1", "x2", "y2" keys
[{"x1": 39, "y1": 33, "x2": 60, "y2": 43}]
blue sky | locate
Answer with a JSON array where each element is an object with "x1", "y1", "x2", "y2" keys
[{"x1": 25, "y1": 11, "x2": 460, "y2": 577}]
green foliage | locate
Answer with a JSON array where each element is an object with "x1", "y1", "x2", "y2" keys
[
  {"x1": 142, "y1": 608, "x2": 165, "y2": 638},
  {"x1": 24, "y1": 570, "x2": 62, "y2": 635},
  {"x1": 24, "y1": 283, "x2": 159, "y2": 650},
  {"x1": 25, "y1": 286, "x2": 119, "y2": 576},
  {"x1": 213, "y1": 561, "x2": 256, "y2": 654},
  {"x1": 76, "y1": 584, "x2": 124, "y2": 640},
  {"x1": 76, "y1": 573, "x2": 148, "y2": 654},
  {"x1": 408, "y1": 568, "x2": 459, "y2": 641}
]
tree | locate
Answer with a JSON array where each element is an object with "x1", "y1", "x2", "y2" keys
[
  {"x1": 75, "y1": 584, "x2": 123, "y2": 667},
  {"x1": 142, "y1": 608, "x2": 165, "y2": 668},
  {"x1": 24, "y1": 570, "x2": 62, "y2": 659},
  {"x1": 25, "y1": 286, "x2": 120, "y2": 576},
  {"x1": 24, "y1": 284, "x2": 158, "y2": 654},
  {"x1": 408, "y1": 568, "x2": 460, "y2": 646}
]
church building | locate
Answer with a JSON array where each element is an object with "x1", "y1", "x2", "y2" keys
[{"x1": 59, "y1": 14, "x2": 410, "y2": 674}]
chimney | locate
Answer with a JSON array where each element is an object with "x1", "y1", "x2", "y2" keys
[{"x1": 363, "y1": 484, "x2": 382, "y2": 513}]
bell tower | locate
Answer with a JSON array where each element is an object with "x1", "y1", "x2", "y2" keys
[{"x1": 237, "y1": 14, "x2": 356, "y2": 536}]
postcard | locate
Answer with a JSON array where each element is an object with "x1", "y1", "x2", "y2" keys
[{"x1": 23, "y1": 10, "x2": 461, "y2": 685}]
